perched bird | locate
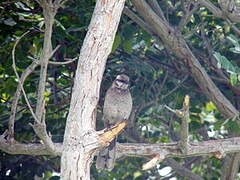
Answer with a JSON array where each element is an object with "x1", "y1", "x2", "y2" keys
[{"x1": 96, "y1": 74, "x2": 132, "y2": 171}]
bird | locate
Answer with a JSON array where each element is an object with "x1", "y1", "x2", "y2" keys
[{"x1": 96, "y1": 74, "x2": 132, "y2": 171}]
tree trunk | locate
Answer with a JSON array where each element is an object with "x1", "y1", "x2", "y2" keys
[{"x1": 60, "y1": 0, "x2": 126, "y2": 179}]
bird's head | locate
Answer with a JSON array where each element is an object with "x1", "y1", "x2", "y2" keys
[{"x1": 113, "y1": 74, "x2": 130, "y2": 90}]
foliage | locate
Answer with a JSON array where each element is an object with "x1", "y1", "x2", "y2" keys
[{"x1": 1, "y1": 0, "x2": 240, "y2": 179}]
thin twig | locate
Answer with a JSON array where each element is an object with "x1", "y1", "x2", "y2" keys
[
  {"x1": 178, "y1": 1, "x2": 199, "y2": 31},
  {"x1": 162, "y1": 75, "x2": 188, "y2": 100},
  {"x1": 12, "y1": 30, "x2": 39, "y2": 123},
  {"x1": 49, "y1": 57, "x2": 78, "y2": 65},
  {"x1": 28, "y1": 56, "x2": 77, "y2": 65},
  {"x1": 9, "y1": 60, "x2": 39, "y2": 137}
]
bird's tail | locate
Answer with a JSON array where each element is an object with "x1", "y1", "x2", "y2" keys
[{"x1": 96, "y1": 138, "x2": 116, "y2": 171}]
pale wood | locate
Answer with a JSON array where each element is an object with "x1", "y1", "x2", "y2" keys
[{"x1": 60, "y1": 0, "x2": 126, "y2": 179}]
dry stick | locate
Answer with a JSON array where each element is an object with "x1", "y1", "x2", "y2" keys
[
  {"x1": 9, "y1": 61, "x2": 39, "y2": 137},
  {"x1": 48, "y1": 57, "x2": 77, "y2": 65},
  {"x1": 142, "y1": 154, "x2": 163, "y2": 170},
  {"x1": 28, "y1": 56, "x2": 77, "y2": 65},
  {"x1": 179, "y1": 95, "x2": 190, "y2": 154},
  {"x1": 165, "y1": 95, "x2": 190, "y2": 154},
  {"x1": 12, "y1": 30, "x2": 39, "y2": 123}
]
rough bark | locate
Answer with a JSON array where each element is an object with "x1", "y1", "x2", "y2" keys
[
  {"x1": 60, "y1": 0, "x2": 126, "y2": 179},
  {"x1": 2, "y1": 136, "x2": 240, "y2": 160}
]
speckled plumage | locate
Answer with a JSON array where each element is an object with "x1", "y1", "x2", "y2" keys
[{"x1": 96, "y1": 74, "x2": 132, "y2": 171}]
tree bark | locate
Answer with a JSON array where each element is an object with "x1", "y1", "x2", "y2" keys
[{"x1": 60, "y1": 0, "x2": 126, "y2": 179}]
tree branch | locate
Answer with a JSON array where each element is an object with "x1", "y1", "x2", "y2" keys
[
  {"x1": 12, "y1": 31, "x2": 39, "y2": 123},
  {"x1": 131, "y1": 0, "x2": 239, "y2": 119},
  {"x1": 179, "y1": 95, "x2": 190, "y2": 154},
  {"x1": 147, "y1": 0, "x2": 167, "y2": 22},
  {"x1": 165, "y1": 159, "x2": 203, "y2": 180},
  {"x1": 61, "y1": 0, "x2": 127, "y2": 178},
  {"x1": 123, "y1": 7, "x2": 155, "y2": 36},
  {"x1": 9, "y1": 61, "x2": 39, "y2": 138},
  {"x1": 32, "y1": 0, "x2": 60, "y2": 154},
  {"x1": 2, "y1": 134, "x2": 240, "y2": 165},
  {"x1": 0, "y1": 131, "x2": 62, "y2": 156},
  {"x1": 117, "y1": 137, "x2": 240, "y2": 159},
  {"x1": 199, "y1": 0, "x2": 240, "y2": 23},
  {"x1": 99, "y1": 121, "x2": 128, "y2": 146}
]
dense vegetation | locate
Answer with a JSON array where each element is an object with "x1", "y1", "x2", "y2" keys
[{"x1": 1, "y1": 0, "x2": 240, "y2": 179}]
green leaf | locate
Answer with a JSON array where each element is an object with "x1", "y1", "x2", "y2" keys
[
  {"x1": 133, "y1": 171, "x2": 142, "y2": 179},
  {"x1": 123, "y1": 40, "x2": 133, "y2": 54},
  {"x1": 111, "y1": 34, "x2": 121, "y2": 53},
  {"x1": 206, "y1": 101, "x2": 217, "y2": 111},
  {"x1": 230, "y1": 73, "x2": 238, "y2": 86},
  {"x1": 213, "y1": 52, "x2": 236, "y2": 73},
  {"x1": 227, "y1": 34, "x2": 240, "y2": 47},
  {"x1": 230, "y1": 47, "x2": 240, "y2": 54}
]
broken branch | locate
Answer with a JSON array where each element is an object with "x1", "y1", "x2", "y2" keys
[{"x1": 99, "y1": 121, "x2": 128, "y2": 146}]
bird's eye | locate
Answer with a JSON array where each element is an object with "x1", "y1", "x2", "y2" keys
[{"x1": 116, "y1": 79, "x2": 128, "y2": 84}]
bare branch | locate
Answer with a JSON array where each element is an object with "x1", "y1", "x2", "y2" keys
[
  {"x1": 117, "y1": 137, "x2": 240, "y2": 159},
  {"x1": 49, "y1": 57, "x2": 77, "y2": 65},
  {"x1": 165, "y1": 95, "x2": 190, "y2": 154},
  {"x1": 35, "y1": 10, "x2": 55, "y2": 123},
  {"x1": 147, "y1": 0, "x2": 167, "y2": 22},
  {"x1": 123, "y1": 7, "x2": 155, "y2": 35},
  {"x1": 12, "y1": 30, "x2": 39, "y2": 123},
  {"x1": 2, "y1": 133, "x2": 240, "y2": 166},
  {"x1": 32, "y1": 0, "x2": 60, "y2": 154},
  {"x1": 179, "y1": 95, "x2": 190, "y2": 154},
  {"x1": 142, "y1": 154, "x2": 163, "y2": 170},
  {"x1": 28, "y1": 56, "x2": 78, "y2": 65},
  {"x1": 165, "y1": 159, "x2": 204, "y2": 180},
  {"x1": 99, "y1": 121, "x2": 128, "y2": 147},
  {"x1": 0, "y1": 132, "x2": 62, "y2": 156},
  {"x1": 9, "y1": 61, "x2": 39, "y2": 138}
]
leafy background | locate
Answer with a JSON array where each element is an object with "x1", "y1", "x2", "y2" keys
[{"x1": 1, "y1": 0, "x2": 240, "y2": 179}]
